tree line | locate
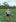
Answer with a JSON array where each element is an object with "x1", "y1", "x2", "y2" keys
[
  {"x1": 0, "y1": 6, "x2": 16, "y2": 9},
  {"x1": 0, "y1": 2, "x2": 16, "y2": 9}
]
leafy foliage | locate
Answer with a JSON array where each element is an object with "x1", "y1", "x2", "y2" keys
[{"x1": 0, "y1": 9, "x2": 16, "y2": 22}]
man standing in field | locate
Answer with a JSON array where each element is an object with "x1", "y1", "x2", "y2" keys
[{"x1": 6, "y1": 9, "x2": 10, "y2": 20}]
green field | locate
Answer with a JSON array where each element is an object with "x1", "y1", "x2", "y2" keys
[{"x1": 0, "y1": 9, "x2": 16, "y2": 22}]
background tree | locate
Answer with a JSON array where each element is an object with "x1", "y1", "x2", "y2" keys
[{"x1": 3, "y1": 2, "x2": 9, "y2": 9}]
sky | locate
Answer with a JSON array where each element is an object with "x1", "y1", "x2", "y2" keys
[{"x1": 0, "y1": 0, "x2": 16, "y2": 6}]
